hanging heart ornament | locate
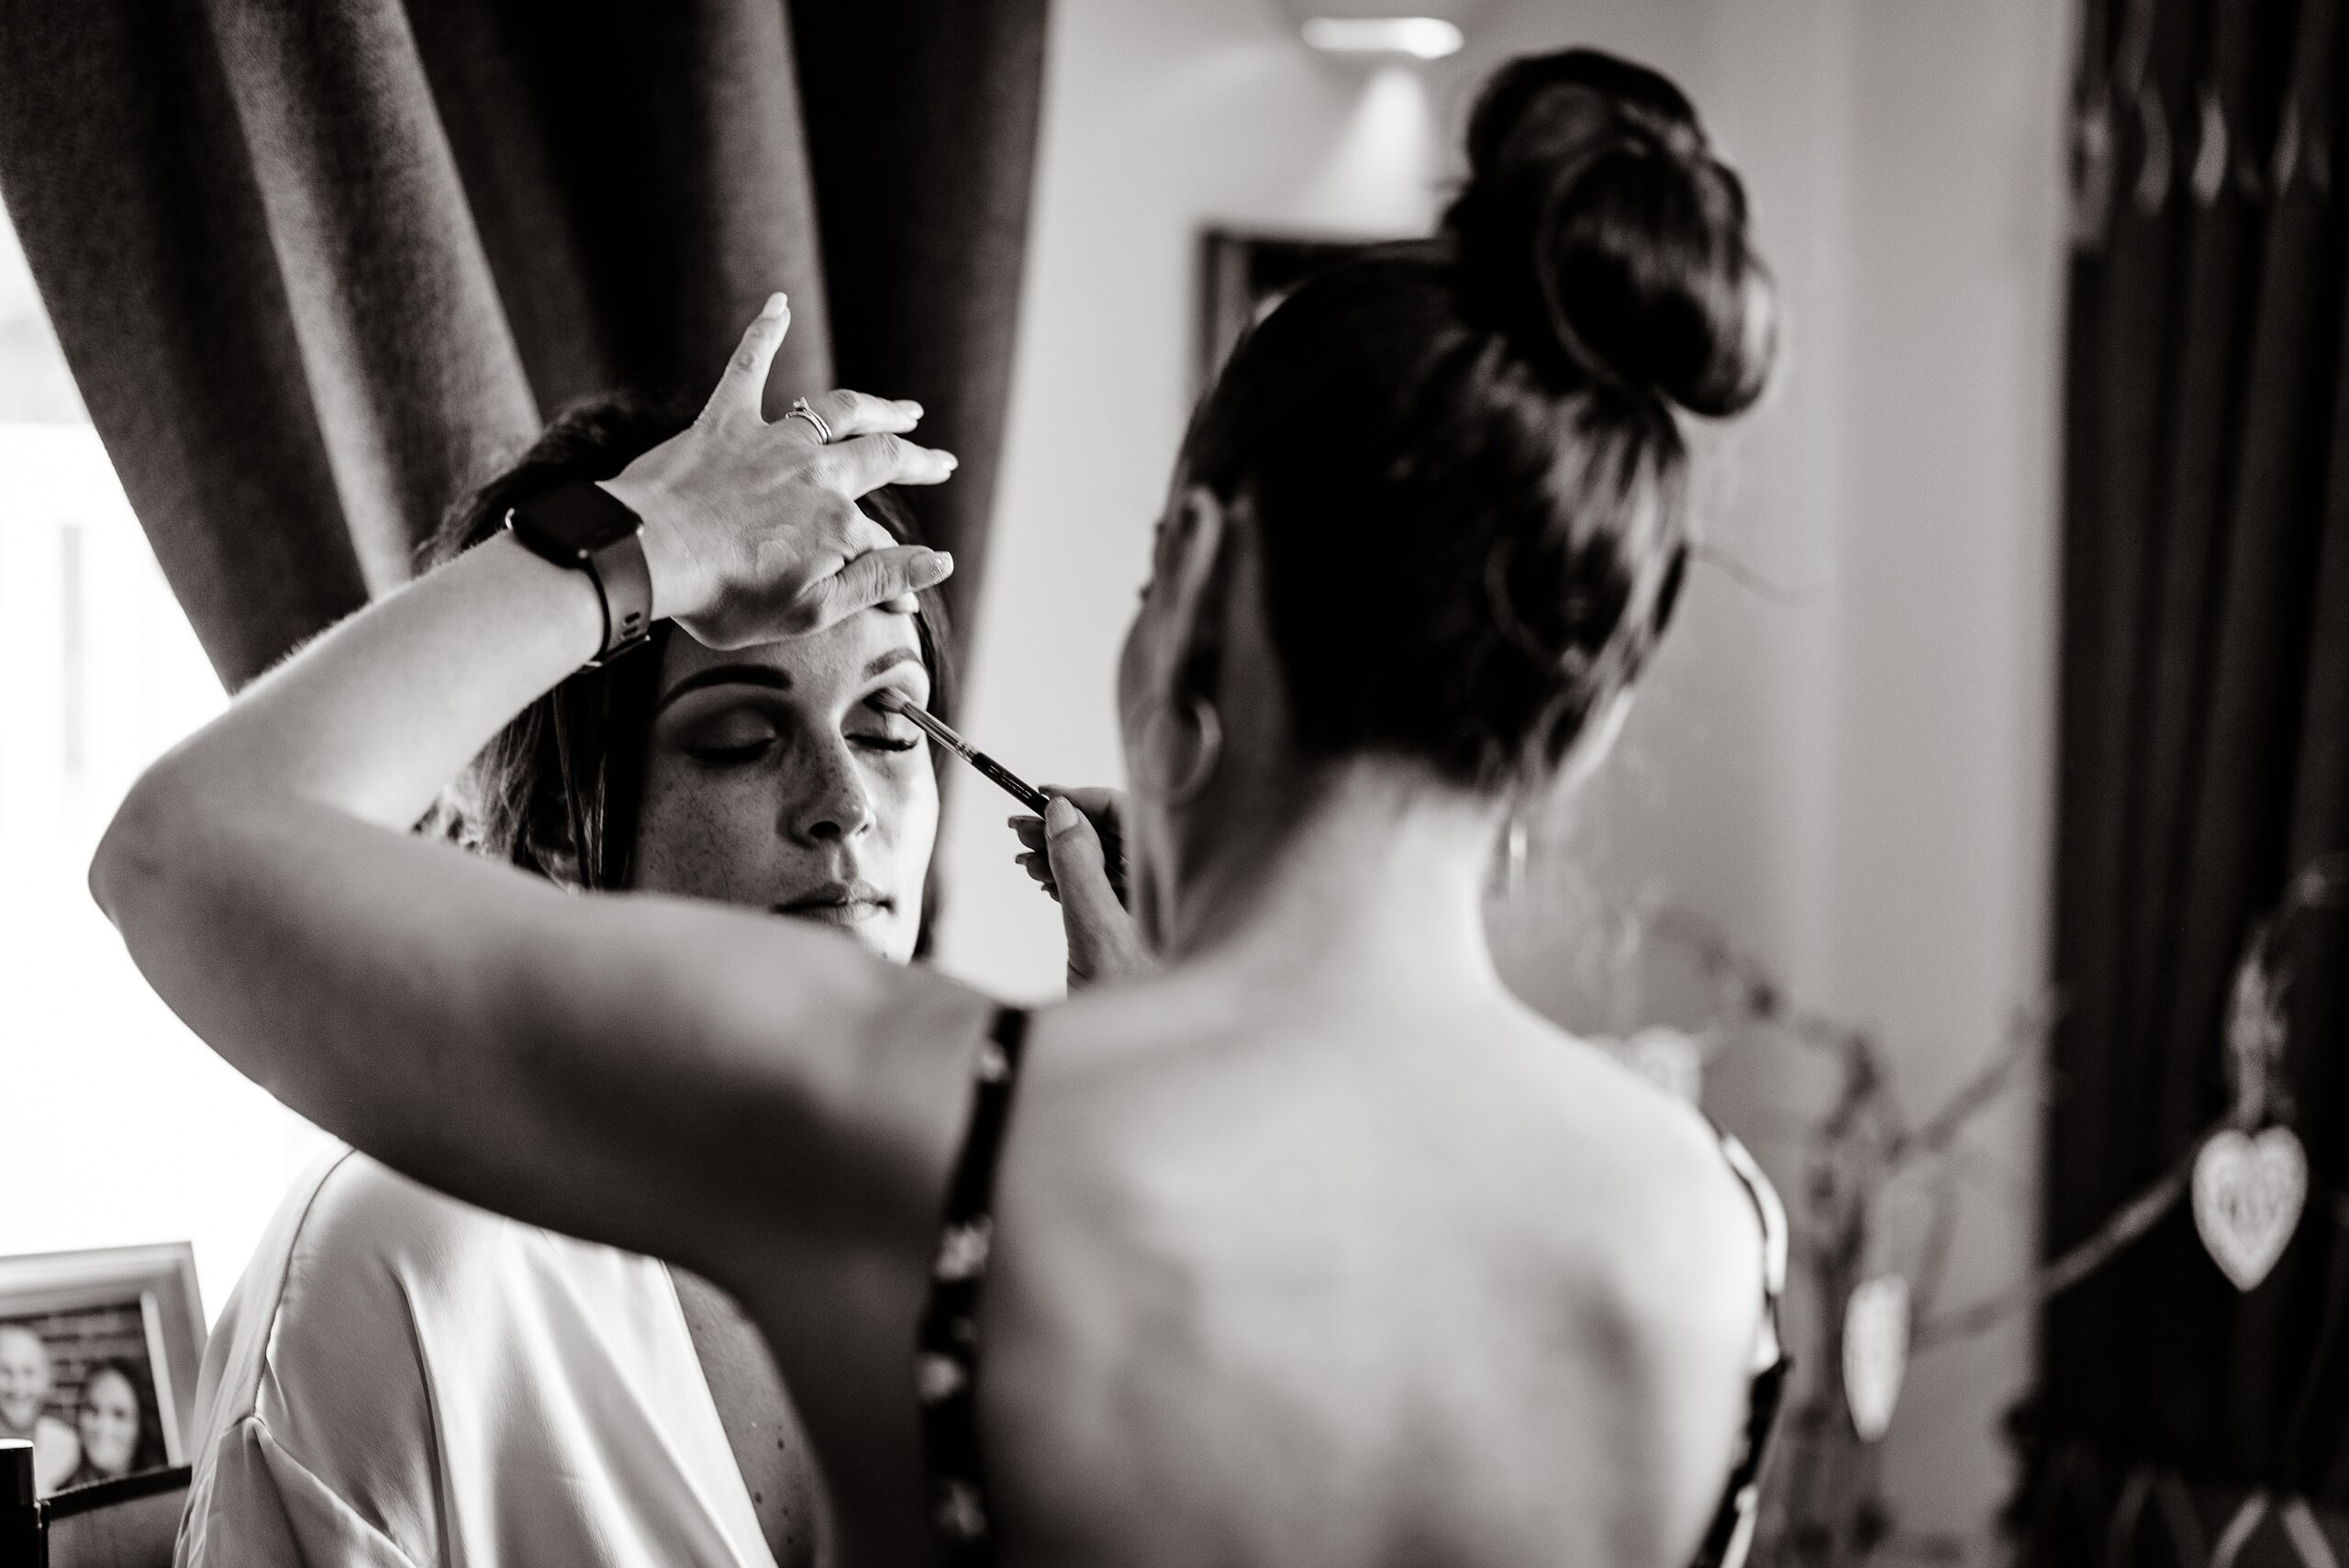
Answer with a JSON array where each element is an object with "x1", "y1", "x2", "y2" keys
[
  {"x1": 1842, "y1": 1273, "x2": 1909, "y2": 1442},
  {"x1": 2192, "y1": 1126, "x2": 2307, "y2": 1292}
]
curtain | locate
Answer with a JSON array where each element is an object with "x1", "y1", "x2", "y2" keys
[
  {"x1": 0, "y1": 0, "x2": 1045, "y2": 691},
  {"x1": 2032, "y1": 0, "x2": 2349, "y2": 1558}
]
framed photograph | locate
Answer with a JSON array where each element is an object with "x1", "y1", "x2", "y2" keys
[
  {"x1": 0, "y1": 1244, "x2": 203, "y2": 1496},
  {"x1": 1197, "y1": 226, "x2": 1408, "y2": 391}
]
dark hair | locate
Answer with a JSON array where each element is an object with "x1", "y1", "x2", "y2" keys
[
  {"x1": 419, "y1": 394, "x2": 956, "y2": 917},
  {"x1": 1182, "y1": 48, "x2": 1774, "y2": 795},
  {"x1": 77, "y1": 1359, "x2": 167, "y2": 1477}
]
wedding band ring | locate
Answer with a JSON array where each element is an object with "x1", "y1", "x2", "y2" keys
[{"x1": 785, "y1": 396, "x2": 834, "y2": 444}]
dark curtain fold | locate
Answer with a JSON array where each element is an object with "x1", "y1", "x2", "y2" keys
[
  {"x1": 792, "y1": 4, "x2": 1048, "y2": 633},
  {"x1": 0, "y1": 0, "x2": 1045, "y2": 691},
  {"x1": 2036, "y1": 0, "x2": 2349, "y2": 1554}
]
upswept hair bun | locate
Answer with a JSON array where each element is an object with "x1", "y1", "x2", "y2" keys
[
  {"x1": 1445, "y1": 49, "x2": 1774, "y2": 417},
  {"x1": 1178, "y1": 47, "x2": 1774, "y2": 796}
]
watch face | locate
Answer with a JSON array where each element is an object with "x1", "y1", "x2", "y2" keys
[
  {"x1": 512, "y1": 481, "x2": 642, "y2": 559},
  {"x1": 506, "y1": 481, "x2": 652, "y2": 663}
]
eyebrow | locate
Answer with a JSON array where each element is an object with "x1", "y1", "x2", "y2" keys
[
  {"x1": 655, "y1": 664, "x2": 790, "y2": 711},
  {"x1": 655, "y1": 648, "x2": 927, "y2": 712}
]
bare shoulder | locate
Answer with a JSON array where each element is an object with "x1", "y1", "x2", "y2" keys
[
  {"x1": 986, "y1": 989, "x2": 1769, "y2": 1566},
  {"x1": 1004, "y1": 984, "x2": 1764, "y2": 1319},
  {"x1": 1538, "y1": 1036, "x2": 1766, "y2": 1328},
  {"x1": 1456, "y1": 1018, "x2": 1772, "y2": 1563},
  {"x1": 1018, "y1": 984, "x2": 1763, "y2": 1308}
]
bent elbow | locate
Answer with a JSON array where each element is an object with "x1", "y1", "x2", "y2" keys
[{"x1": 89, "y1": 765, "x2": 184, "y2": 928}]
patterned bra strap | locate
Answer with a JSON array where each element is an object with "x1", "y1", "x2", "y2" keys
[
  {"x1": 1690, "y1": 1128, "x2": 1794, "y2": 1568},
  {"x1": 916, "y1": 1006, "x2": 1031, "y2": 1566}
]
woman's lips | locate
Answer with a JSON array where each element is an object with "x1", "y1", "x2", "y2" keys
[{"x1": 775, "y1": 884, "x2": 892, "y2": 924}]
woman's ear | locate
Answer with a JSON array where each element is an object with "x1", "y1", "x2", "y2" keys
[{"x1": 1149, "y1": 484, "x2": 1233, "y2": 693}]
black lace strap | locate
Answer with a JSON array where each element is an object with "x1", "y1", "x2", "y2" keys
[
  {"x1": 916, "y1": 1006, "x2": 1030, "y2": 1565},
  {"x1": 1690, "y1": 1129, "x2": 1793, "y2": 1568}
]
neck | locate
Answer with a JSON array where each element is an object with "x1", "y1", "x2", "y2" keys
[{"x1": 1162, "y1": 762, "x2": 1505, "y2": 998}]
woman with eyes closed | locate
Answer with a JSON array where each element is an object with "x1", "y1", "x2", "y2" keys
[
  {"x1": 173, "y1": 394, "x2": 957, "y2": 1568},
  {"x1": 644, "y1": 617, "x2": 936, "y2": 946},
  {"x1": 107, "y1": 48, "x2": 1792, "y2": 1568}
]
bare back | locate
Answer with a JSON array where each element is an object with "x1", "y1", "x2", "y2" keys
[{"x1": 960, "y1": 976, "x2": 1768, "y2": 1568}]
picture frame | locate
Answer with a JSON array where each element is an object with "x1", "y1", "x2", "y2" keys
[
  {"x1": 1196, "y1": 226, "x2": 1408, "y2": 391},
  {"x1": 0, "y1": 1244, "x2": 204, "y2": 1496}
]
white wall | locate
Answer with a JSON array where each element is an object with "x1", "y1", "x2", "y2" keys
[
  {"x1": 0, "y1": 424, "x2": 331, "y2": 1323},
  {"x1": 932, "y1": 0, "x2": 1478, "y2": 1000},
  {"x1": 940, "y1": 0, "x2": 2069, "y2": 1543}
]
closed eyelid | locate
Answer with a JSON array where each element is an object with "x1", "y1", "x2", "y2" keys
[
  {"x1": 657, "y1": 692, "x2": 788, "y2": 735},
  {"x1": 862, "y1": 668, "x2": 931, "y2": 713},
  {"x1": 659, "y1": 672, "x2": 930, "y2": 741}
]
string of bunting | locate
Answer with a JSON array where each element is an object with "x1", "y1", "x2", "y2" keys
[
  {"x1": 1587, "y1": 855, "x2": 2344, "y2": 1464},
  {"x1": 1934, "y1": 855, "x2": 2343, "y2": 1328}
]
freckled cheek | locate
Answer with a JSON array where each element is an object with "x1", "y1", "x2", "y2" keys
[
  {"x1": 633, "y1": 767, "x2": 779, "y2": 906},
  {"x1": 875, "y1": 768, "x2": 941, "y2": 896}
]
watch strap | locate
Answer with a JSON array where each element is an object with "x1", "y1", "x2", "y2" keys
[
  {"x1": 505, "y1": 481, "x2": 655, "y2": 665},
  {"x1": 587, "y1": 521, "x2": 653, "y2": 662}
]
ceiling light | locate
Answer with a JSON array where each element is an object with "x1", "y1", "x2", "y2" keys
[{"x1": 1298, "y1": 17, "x2": 1464, "y2": 61}]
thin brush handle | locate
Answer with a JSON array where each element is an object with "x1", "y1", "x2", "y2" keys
[
  {"x1": 878, "y1": 693, "x2": 1127, "y2": 903},
  {"x1": 887, "y1": 698, "x2": 1051, "y2": 814}
]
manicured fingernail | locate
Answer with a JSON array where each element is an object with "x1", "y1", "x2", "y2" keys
[
  {"x1": 921, "y1": 550, "x2": 954, "y2": 582},
  {"x1": 938, "y1": 450, "x2": 959, "y2": 470},
  {"x1": 897, "y1": 399, "x2": 924, "y2": 417},
  {"x1": 763, "y1": 292, "x2": 788, "y2": 317},
  {"x1": 1047, "y1": 796, "x2": 1082, "y2": 831}
]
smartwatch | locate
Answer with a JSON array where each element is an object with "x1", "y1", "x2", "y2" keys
[{"x1": 505, "y1": 481, "x2": 655, "y2": 665}]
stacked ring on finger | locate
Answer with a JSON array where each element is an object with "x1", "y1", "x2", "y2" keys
[{"x1": 784, "y1": 395, "x2": 835, "y2": 444}]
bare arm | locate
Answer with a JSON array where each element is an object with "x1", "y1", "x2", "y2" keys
[{"x1": 88, "y1": 300, "x2": 986, "y2": 1287}]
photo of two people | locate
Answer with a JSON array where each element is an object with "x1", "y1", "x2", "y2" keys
[
  {"x1": 0, "y1": 1245, "x2": 198, "y2": 1498},
  {"x1": 0, "y1": 1315, "x2": 168, "y2": 1496}
]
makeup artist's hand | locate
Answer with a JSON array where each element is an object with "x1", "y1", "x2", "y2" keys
[
  {"x1": 602, "y1": 294, "x2": 958, "y2": 649},
  {"x1": 1010, "y1": 789, "x2": 1152, "y2": 989}
]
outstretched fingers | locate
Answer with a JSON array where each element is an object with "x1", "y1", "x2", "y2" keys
[
  {"x1": 671, "y1": 301, "x2": 961, "y2": 640},
  {"x1": 702, "y1": 295, "x2": 792, "y2": 426},
  {"x1": 788, "y1": 545, "x2": 954, "y2": 635},
  {"x1": 785, "y1": 388, "x2": 929, "y2": 444},
  {"x1": 815, "y1": 431, "x2": 959, "y2": 498}
]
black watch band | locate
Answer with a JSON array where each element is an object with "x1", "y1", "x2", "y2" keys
[{"x1": 505, "y1": 481, "x2": 654, "y2": 665}]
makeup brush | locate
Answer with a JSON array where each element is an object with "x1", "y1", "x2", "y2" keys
[
  {"x1": 871, "y1": 689, "x2": 1050, "y2": 813},
  {"x1": 872, "y1": 691, "x2": 1130, "y2": 903}
]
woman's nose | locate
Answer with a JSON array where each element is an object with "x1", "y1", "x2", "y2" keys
[{"x1": 786, "y1": 739, "x2": 875, "y2": 845}]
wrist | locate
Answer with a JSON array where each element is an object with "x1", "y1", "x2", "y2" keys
[
  {"x1": 478, "y1": 532, "x2": 608, "y2": 663},
  {"x1": 598, "y1": 476, "x2": 702, "y2": 624},
  {"x1": 504, "y1": 481, "x2": 654, "y2": 664}
]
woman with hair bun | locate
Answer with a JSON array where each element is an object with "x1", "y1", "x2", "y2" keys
[{"x1": 95, "y1": 47, "x2": 1785, "y2": 1568}]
